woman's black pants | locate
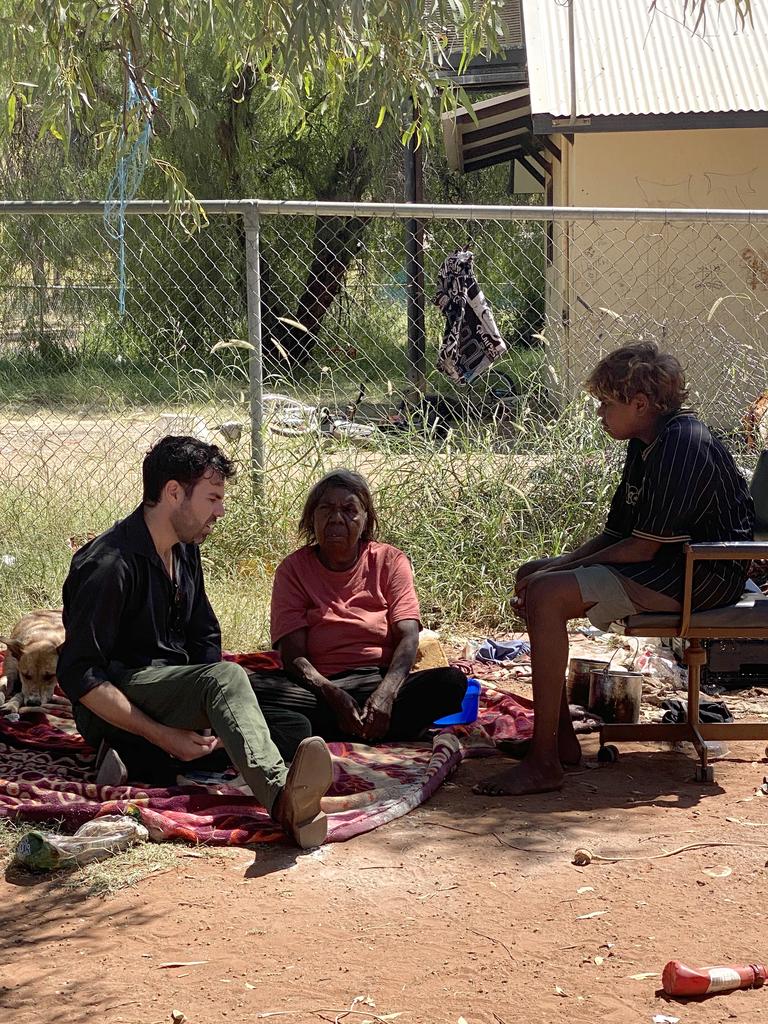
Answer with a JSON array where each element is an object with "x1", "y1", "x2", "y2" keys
[{"x1": 249, "y1": 665, "x2": 468, "y2": 762}]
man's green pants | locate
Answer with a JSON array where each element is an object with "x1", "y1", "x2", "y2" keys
[{"x1": 73, "y1": 660, "x2": 307, "y2": 814}]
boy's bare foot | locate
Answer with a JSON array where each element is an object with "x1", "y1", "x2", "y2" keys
[
  {"x1": 472, "y1": 759, "x2": 564, "y2": 796},
  {"x1": 495, "y1": 734, "x2": 582, "y2": 767}
]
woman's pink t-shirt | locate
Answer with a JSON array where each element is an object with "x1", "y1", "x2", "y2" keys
[{"x1": 270, "y1": 541, "x2": 422, "y2": 677}]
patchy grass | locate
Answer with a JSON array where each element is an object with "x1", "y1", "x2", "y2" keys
[
  {"x1": 59, "y1": 843, "x2": 208, "y2": 898},
  {"x1": 0, "y1": 813, "x2": 235, "y2": 898},
  {"x1": 0, "y1": 816, "x2": 23, "y2": 861},
  {"x1": 0, "y1": 352, "x2": 190, "y2": 412}
]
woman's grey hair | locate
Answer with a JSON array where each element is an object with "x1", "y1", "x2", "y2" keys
[{"x1": 298, "y1": 469, "x2": 379, "y2": 544}]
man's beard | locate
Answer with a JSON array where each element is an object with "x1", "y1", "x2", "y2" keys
[{"x1": 172, "y1": 509, "x2": 213, "y2": 545}]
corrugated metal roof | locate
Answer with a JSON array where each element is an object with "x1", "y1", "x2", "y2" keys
[{"x1": 522, "y1": 0, "x2": 768, "y2": 118}]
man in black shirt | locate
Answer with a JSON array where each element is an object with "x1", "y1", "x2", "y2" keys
[
  {"x1": 474, "y1": 343, "x2": 754, "y2": 798},
  {"x1": 58, "y1": 435, "x2": 332, "y2": 848}
]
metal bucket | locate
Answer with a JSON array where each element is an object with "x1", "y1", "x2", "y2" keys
[
  {"x1": 566, "y1": 657, "x2": 610, "y2": 708},
  {"x1": 588, "y1": 669, "x2": 643, "y2": 724}
]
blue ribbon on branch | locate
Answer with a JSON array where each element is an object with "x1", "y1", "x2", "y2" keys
[{"x1": 104, "y1": 67, "x2": 157, "y2": 314}]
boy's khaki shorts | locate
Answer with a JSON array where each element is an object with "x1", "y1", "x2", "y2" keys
[
  {"x1": 573, "y1": 565, "x2": 680, "y2": 632},
  {"x1": 573, "y1": 565, "x2": 638, "y2": 631}
]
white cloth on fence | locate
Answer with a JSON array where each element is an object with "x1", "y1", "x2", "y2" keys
[{"x1": 433, "y1": 249, "x2": 507, "y2": 384}]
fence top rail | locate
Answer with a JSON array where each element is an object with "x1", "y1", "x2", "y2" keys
[{"x1": 1, "y1": 199, "x2": 768, "y2": 223}]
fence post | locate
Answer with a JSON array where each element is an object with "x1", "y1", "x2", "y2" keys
[
  {"x1": 404, "y1": 131, "x2": 426, "y2": 392},
  {"x1": 243, "y1": 209, "x2": 264, "y2": 502}
]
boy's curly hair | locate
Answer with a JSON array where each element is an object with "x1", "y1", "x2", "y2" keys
[{"x1": 585, "y1": 342, "x2": 688, "y2": 413}]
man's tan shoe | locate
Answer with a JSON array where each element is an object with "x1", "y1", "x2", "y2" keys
[{"x1": 276, "y1": 736, "x2": 333, "y2": 848}]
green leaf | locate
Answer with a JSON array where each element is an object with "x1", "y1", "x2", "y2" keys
[
  {"x1": 7, "y1": 92, "x2": 16, "y2": 134},
  {"x1": 456, "y1": 87, "x2": 479, "y2": 127},
  {"x1": 177, "y1": 93, "x2": 199, "y2": 129}
]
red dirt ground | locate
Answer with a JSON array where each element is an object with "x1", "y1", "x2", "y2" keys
[{"x1": 3, "y1": 727, "x2": 768, "y2": 1024}]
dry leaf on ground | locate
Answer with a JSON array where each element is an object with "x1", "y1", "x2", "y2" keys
[{"x1": 159, "y1": 961, "x2": 209, "y2": 969}]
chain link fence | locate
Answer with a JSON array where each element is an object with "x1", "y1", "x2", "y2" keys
[{"x1": 0, "y1": 200, "x2": 766, "y2": 632}]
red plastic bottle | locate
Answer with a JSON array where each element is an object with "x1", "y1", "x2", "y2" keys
[{"x1": 663, "y1": 961, "x2": 768, "y2": 996}]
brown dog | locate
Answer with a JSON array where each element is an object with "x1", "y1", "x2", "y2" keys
[{"x1": 0, "y1": 609, "x2": 65, "y2": 711}]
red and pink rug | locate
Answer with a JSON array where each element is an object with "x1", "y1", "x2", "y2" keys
[{"x1": 0, "y1": 656, "x2": 534, "y2": 846}]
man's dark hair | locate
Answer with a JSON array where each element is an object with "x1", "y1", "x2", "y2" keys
[{"x1": 142, "y1": 435, "x2": 236, "y2": 505}]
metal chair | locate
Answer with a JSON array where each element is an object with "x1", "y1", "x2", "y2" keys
[
  {"x1": 598, "y1": 453, "x2": 768, "y2": 782},
  {"x1": 599, "y1": 542, "x2": 768, "y2": 781}
]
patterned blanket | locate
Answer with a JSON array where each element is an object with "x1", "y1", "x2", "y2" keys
[{"x1": 0, "y1": 664, "x2": 534, "y2": 847}]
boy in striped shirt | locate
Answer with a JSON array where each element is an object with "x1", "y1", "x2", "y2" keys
[{"x1": 476, "y1": 343, "x2": 754, "y2": 797}]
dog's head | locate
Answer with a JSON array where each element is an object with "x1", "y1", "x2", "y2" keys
[{"x1": 1, "y1": 636, "x2": 63, "y2": 706}]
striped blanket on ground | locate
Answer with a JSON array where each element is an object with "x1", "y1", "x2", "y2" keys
[{"x1": 0, "y1": 660, "x2": 534, "y2": 846}]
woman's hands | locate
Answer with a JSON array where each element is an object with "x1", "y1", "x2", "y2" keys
[
  {"x1": 355, "y1": 619, "x2": 418, "y2": 740},
  {"x1": 319, "y1": 682, "x2": 395, "y2": 742},
  {"x1": 359, "y1": 688, "x2": 395, "y2": 741},
  {"x1": 290, "y1": 655, "x2": 365, "y2": 737},
  {"x1": 316, "y1": 679, "x2": 395, "y2": 741},
  {"x1": 321, "y1": 684, "x2": 365, "y2": 737},
  {"x1": 321, "y1": 682, "x2": 396, "y2": 741}
]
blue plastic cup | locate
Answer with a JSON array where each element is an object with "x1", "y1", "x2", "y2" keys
[{"x1": 433, "y1": 677, "x2": 481, "y2": 726}]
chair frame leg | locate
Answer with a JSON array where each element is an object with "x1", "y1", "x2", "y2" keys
[
  {"x1": 686, "y1": 640, "x2": 713, "y2": 782},
  {"x1": 597, "y1": 637, "x2": 718, "y2": 783}
]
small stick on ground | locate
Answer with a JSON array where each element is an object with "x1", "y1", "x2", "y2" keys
[
  {"x1": 421, "y1": 820, "x2": 540, "y2": 853},
  {"x1": 574, "y1": 839, "x2": 768, "y2": 865},
  {"x1": 255, "y1": 1010, "x2": 404, "y2": 1022},
  {"x1": 468, "y1": 927, "x2": 516, "y2": 962},
  {"x1": 420, "y1": 820, "x2": 489, "y2": 836},
  {"x1": 359, "y1": 864, "x2": 405, "y2": 870},
  {"x1": 418, "y1": 884, "x2": 460, "y2": 901}
]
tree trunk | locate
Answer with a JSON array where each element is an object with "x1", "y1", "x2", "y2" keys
[
  {"x1": 280, "y1": 215, "x2": 368, "y2": 366},
  {"x1": 276, "y1": 135, "x2": 372, "y2": 368}
]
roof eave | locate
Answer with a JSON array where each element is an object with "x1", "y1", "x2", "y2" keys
[{"x1": 533, "y1": 110, "x2": 768, "y2": 134}]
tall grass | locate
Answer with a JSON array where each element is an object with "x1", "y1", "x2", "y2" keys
[{"x1": 0, "y1": 400, "x2": 621, "y2": 647}]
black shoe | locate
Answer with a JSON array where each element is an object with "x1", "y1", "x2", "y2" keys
[{"x1": 94, "y1": 741, "x2": 128, "y2": 787}]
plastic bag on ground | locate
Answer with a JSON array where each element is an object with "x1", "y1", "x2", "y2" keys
[
  {"x1": 13, "y1": 814, "x2": 149, "y2": 872},
  {"x1": 636, "y1": 650, "x2": 687, "y2": 690}
]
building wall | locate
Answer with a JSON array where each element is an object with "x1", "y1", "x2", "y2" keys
[{"x1": 546, "y1": 127, "x2": 768, "y2": 427}]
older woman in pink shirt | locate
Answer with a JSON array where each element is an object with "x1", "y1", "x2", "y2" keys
[{"x1": 249, "y1": 470, "x2": 466, "y2": 754}]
